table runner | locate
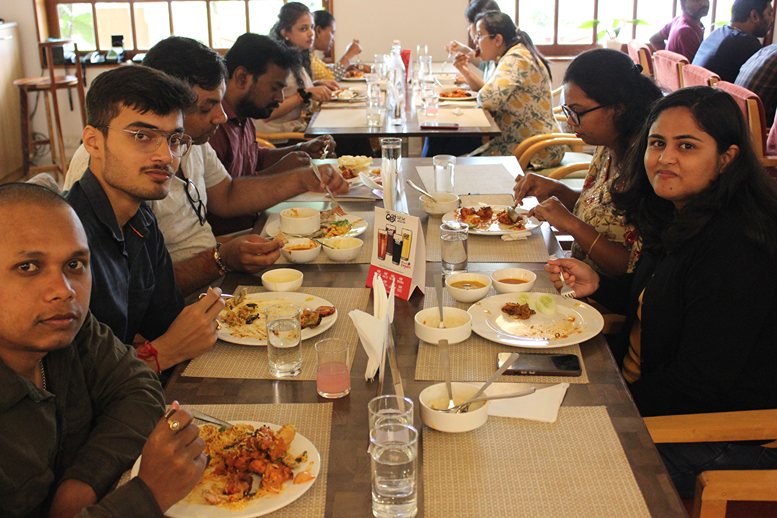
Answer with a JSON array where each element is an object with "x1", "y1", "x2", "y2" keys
[
  {"x1": 417, "y1": 108, "x2": 490, "y2": 126},
  {"x1": 263, "y1": 211, "x2": 375, "y2": 265},
  {"x1": 414, "y1": 287, "x2": 589, "y2": 384},
  {"x1": 182, "y1": 287, "x2": 370, "y2": 380},
  {"x1": 416, "y1": 164, "x2": 517, "y2": 195},
  {"x1": 119, "y1": 403, "x2": 331, "y2": 518},
  {"x1": 423, "y1": 406, "x2": 650, "y2": 517}
]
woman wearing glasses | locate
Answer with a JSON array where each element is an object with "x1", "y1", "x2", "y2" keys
[
  {"x1": 452, "y1": 11, "x2": 564, "y2": 166},
  {"x1": 514, "y1": 49, "x2": 662, "y2": 276}
]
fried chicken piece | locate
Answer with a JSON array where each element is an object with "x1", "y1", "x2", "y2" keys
[{"x1": 501, "y1": 302, "x2": 535, "y2": 320}]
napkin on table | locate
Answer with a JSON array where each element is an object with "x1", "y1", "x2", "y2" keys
[
  {"x1": 486, "y1": 382, "x2": 569, "y2": 423},
  {"x1": 501, "y1": 229, "x2": 532, "y2": 241},
  {"x1": 349, "y1": 273, "x2": 395, "y2": 381}
]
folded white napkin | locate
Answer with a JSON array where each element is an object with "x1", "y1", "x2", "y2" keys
[
  {"x1": 349, "y1": 274, "x2": 395, "y2": 381},
  {"x1": 486, "y1": 382, "x2": 569, "y2": 423},
  {"x1": 501, "y1": 230, "x2": 532, "y2": 241}
]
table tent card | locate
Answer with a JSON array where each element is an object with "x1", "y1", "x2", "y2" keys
[{"x1": 366, "y1": 207, "x2": 426, "y2": 300}]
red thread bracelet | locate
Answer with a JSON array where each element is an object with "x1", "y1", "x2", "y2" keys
[{"x1": 136, "y1": 340, "x2": 161, "y2": 374}]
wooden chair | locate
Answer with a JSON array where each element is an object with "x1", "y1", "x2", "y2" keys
[
  {"x1": 13, "y1": 39, "x2": 86, "y2": 180},
  {"x1": 652, "y1": 50, "x2": 689, "y2": 93},
  {"x1": 681, "y1": 64, "x2": 720, "y2": 87},
  {"x1": 644, "y1": 409, "x2": 777, "y2": 518},
  {"x1": 512, "y1": 133, "x2": 591, "y2": 179},
  {"x1": 715, "y1": 81, "x2": 777, "y2": 168},
  {"x1": 626, "y1": 40, "x2": 655, "y2": 77}
]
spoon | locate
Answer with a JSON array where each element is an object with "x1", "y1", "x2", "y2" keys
[
  {"x1": 359, "y1": 171, "x2": 382, "y2": 191},
  {"x1": 406, "y1": 179, "x2": 439, "y2": 202},
  {"x1": 442, "y1": 387, "x2": 537, "y2": 413},
  {"x1": 314, "y1": 238, "x2": 335, "y2": 249},
  {"x1": 438, "y1": 339, "x2": 455, "y2": 410},
  {"x1": 435, "y1": 274, "x2": 446, "y2": 329},
  {"x1": 506, "y1": 203, "x2": 522, "y2": 224},
  {"x1": 461, "y1": 352, "x2": 521, "y2": 407}
]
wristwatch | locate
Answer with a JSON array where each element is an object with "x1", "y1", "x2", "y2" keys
[
  {"x1": 213, "y1": 242, "x2": 231, "y2": 276},
  {"x1": 297, "y1": 88, "x2": 313, "y2": 103}
]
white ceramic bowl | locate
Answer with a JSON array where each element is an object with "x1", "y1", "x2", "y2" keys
[
  {"x1": 419, "y1": 382, "x2": 488, "y2": 433},
  {"x1": 491, "y1": 268, "x2": 537, "y2": 293},
  {"x1": 445, "y1": 272, "x2": 492, "y2": 303},
  {"x1": 321, "y1": 236, "x2": 363, "y2": 262},
  {"x1": 279, "y1": 207, "x2": 320, "y2": 236},
  {"x1": 414, "y1": 307, "x2": 472, "y2": 344},
  {"x1": 419, "y1": 193, "x2": 460, "y2": 216},
  {"x1": 436, "y1": 73, "x2": 458, "y2": 86},
  {"x1": 261, "y1": 268, "x2": 304, "y2": 292},
  {"x1": 281, "y1": 238, "x2": 321, "y2": 263}
]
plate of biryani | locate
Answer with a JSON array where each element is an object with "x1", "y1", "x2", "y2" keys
[
  {"x1": 439, "y1": 88, "x2": 477, "y2": 101},
  {"x1": 468, "y1": 292, "x2": 604, "y2": 348},
  {"x1": 263, "y1": 212, "x2": 368, "y2": 239},
  {"x1": 131, "y1": 421, "x2": 320, "y2": 517},
  {"x1": 441, "y1": 205, "x2": 540, "y2": 235},
  {"x1": 217, "y1": 292, "x2": 337, "y2": 346}
]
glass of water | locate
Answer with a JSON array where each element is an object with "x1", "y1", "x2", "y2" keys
[
  {"x1": 370, "y1": 422, "x2": 418, "y2": 518},
  {"x1": 265, "y1": 304, "x2": 302, "y2": 378},
  {"x1": 433, "y1": 154, "x2": 456, "y2": 193},
  {"x1": 440, "y1": 222, "x2": 468, "y2": 275},
  {"x1": 368, "y1": 395, "x2": 414, "y2": 431}
]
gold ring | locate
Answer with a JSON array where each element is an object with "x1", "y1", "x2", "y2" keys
[{"x1": 168, "y1": 419, "x2": 181, "y2": 432}]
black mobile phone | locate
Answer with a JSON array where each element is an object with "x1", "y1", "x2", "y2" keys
[
  {"x1": 497, "y1": 352, "x2": 582, "y2": 377},
  {"x1": 420, "y1": 122, "x2": 460, "y2": 130}
]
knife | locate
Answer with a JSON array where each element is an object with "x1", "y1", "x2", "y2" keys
[{"x1": 189, "y1": 409, "x2": 234, "y2": 429}]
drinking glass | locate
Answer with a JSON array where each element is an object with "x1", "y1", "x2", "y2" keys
[
  {"x1": 380, "y1": 137, "x2": 402, "y2": 211},
  {"x1": 265, "y1": 304, "x2": 302, "y2": 378},
  {"x1": 314, "y1": 338, "x2": 351, "y2": 398},
  {"x1": 433, "y1": 154, "x2": 456, "y2": 193},
  {"x1": 370, "y1": 422, "x2": 418, "y2": 518},
  {"x1": 422, "y1": 87, "x2": 439, "y2": 117},
  {"x1": 368, "y1": 395, "x2": 414, "y2": 431},
  {"x1": 440, "y1": 222, "x2": 468, "y2": 275}
]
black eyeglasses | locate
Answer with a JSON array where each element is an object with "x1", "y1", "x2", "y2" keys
[
  {"x1": 561, "y1": 104, "x2": 611, "y2": 126},
  {"x1": 183, "y1": 177, "x2": 206, "y2": 226}
]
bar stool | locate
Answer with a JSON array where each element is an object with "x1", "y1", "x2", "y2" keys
[{"x1": 13, "y1": 39, "x2": 86, "y2": 180}]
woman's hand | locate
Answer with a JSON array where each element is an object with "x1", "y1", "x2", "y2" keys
[
  {"x1": 513, "y1": 173, "x2": 561, "y2": 204},
  {"x1": 528, "y1": 197, "x2": 579, "y2": 234},
  {"x1": 446, "y1": 40, "x2": 475, "y2": 59},
  {"x1": 306, "y1": 85, "x2": 333, "y2": 102},
  {"x1": 340, "y1": 39, "x2": 362, "y2": 63},
  {"x1": 545, "y1": 258, "x2": 599, "y2": 298},
  {"x1": 453, "y1": 53, "x2": 471, "y2": 73}
]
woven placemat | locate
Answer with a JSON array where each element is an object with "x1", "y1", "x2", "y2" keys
[
  {"x1": 265, "y1": 211, "x2": 374, "y2": 265},
  {"x1": 182, "y1": 287, "x2": 370, "y2": 380},
  {"x1": 423, "y1": 406, "x2": 650, "y2": 518},
  {"x1": 426, "y1": 194, "x2": 549, "y2": 263},
  {"x1": 118, "y1": 403, "x2": 331, "y2": 518},
  {"x1": 415, "y1": 287, "x2": 589, "y2": 384}
]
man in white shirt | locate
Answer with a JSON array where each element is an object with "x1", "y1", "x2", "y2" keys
[{"x1": 66, "y1": 37, "x2": 347, "y2": 295}]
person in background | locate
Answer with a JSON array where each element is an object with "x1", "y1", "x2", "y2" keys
[
  {"x1": 546, "y1": 87, "x2": 777, "y2": 497},
  {"x1": 311, "y1": 10, "x2": 362, "y2": 82},
  {"x1": 692, "y1": 0, "x2": 774, "y2": 81},
  {"x1": 257, "y1": 2, "x2": 338, "y2": 134},
  {"x1": 649, "y1": 0, "x2": 709, "y2": 61},
  {"x1": 453, "y1": 11, "x2": 563, "y2": 165},
  {"x1": 65, "y1": 66, "x2": 225, "y2": 374},
  {"x1": 0, "y1": 183, "x2": 205, "y2": 517},
  {"x1": 735, "y1": 43, "x2": 777, "y2": 122},
  {"x1": 514, "y1": 49, "x2": 662, "y2": 276},
  {"x1": 445, "y1": 0, "x2": 501, "y2": 74}
]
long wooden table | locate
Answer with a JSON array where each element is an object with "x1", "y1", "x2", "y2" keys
[{"x1": 165, "y1": 157, "x2": 686, "y2": 517}]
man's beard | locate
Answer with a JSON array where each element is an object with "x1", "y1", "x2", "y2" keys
[{"x1": 236, "y1": 97, "x2": 279, "y2": 120}]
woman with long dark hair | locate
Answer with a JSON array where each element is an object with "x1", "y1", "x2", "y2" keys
[
  {"x1": 547, "y1": 87, "x2": 777, "y2": 496},
  {"x1": 514, "y1": 49, "x2": 662, "y2": 275},
  {"x1": 310, "y1": 10, "x2": 362, "y2": 82},
  {"x1": 257, "y1": 2, "x2": 336, "y2": 133}
]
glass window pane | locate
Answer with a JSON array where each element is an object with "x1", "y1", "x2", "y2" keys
[
  {"x1": 171, "y1": 1, "x2": 209, "y2": 46},
  {"x1": 557, "y1": 0, "x2": 595, "y2": 44},
  {"x1": 597, "y1": 0, "x2": 637, "y2": 43},
  {"x1": 518, "y1": 0, "x2": 555, "y2": 45},
  {"x1": 95, "y1": 2, "x2": 133, "y2": 50},
  {"x1": 298, "y1": 0, "x2": 325, "y2": 13},
  {"x1": 134, "y1": 2, "x2": 171, "y2": 50},
  {"x1": 210, "y1": 1, "x2": 247, "y2": 48},
  {"x1": 636, "y1": 0, "x2": 677, "y2": 41},
  {"x1": 501, "y1": 1, "x2": 517, "y2": 24},
  {"x1": 249, "y1": 0, "x2": 288, "y2": 35},
  {"x1": 57, "y1": 3, "x2": 96, "y2": 51},
  {"x1": 714, "y1": 0, "x2": 735, "y2": 29}
]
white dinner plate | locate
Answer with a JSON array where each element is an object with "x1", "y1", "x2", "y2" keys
[
  {"x1": 441, "y1": 205, "x2": 540, "y2": 235},
  {"x1": 341, "y1": 76, "x2": 367, "y2": 82},
  {"x1": 468, "y1": 293, "x2": 604, "y2": 348},
  {"x1": 218, "y1": 292, "x2": 337, "y2": 346},
  {"x1": 263, "y1": 213, "x2": 368, "y2": 238},
  {"x1": 130, "y1": 421, "x2": 320, "y2": 517},
  {"x1": 330, "y1": 89, "x2": 367, "y2": 102},
  {"x1": 438, "y1": 89, "x2": 477, "y2": 101}
]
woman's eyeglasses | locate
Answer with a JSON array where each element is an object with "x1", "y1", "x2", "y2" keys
[
  {"x1": 101, "y1": 126, "x2": 193, "y2": 158},
  {"x1": 561, "y1": 104, "x2": 611, "y2": 126}
]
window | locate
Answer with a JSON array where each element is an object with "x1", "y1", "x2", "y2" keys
[{"x1": 44, "y1": 0, "x2": 330, "y2": 53}]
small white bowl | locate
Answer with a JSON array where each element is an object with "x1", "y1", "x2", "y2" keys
[
  {"x1": 419, "y1": 193, "x2": 460, "y2": 216},
  {"x1": 420, "y1": 382, "x2": 488, "y2": 433},
  {"x1": 435, "y1": 73, "x2": 458, "y2": 86},
  {"x1": 279, "y1": 207, "x2": 320, "y2": 236},
  {"x1": 414, "y1": 307, "x2": 472, "y2": 344},
  {"x1": 321, "y1": 236, "x2": 363, "y2": 262},
  {"x1": 445, "y1": 273, "x2": 492, "y2": 303},
  {"x1": 491, "y1": 268, "x2": 537, "y2": 293},
  {"x1": 261, "y1": 268, "x2": 304, "y2": 292},
  {"x1": 281, "y1": 238, "x2": 321, "y2": 263}
]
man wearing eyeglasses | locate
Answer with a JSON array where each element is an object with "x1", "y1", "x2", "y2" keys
[{"x1": 65, "y1": 66, "x2": 225, "y2": 375}]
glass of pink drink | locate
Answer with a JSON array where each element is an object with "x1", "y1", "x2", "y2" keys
[{"x1": 314, "y1": 338, "x2": 352, "y2": 398}]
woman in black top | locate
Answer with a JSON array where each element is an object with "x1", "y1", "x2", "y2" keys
[{"x1": 547, "y1": 86, "x2": 777, "y2": 497}]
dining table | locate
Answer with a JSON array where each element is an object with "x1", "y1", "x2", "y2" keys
[{"x1": 162, "y1": 156, "x2": 687, "y2": 517}]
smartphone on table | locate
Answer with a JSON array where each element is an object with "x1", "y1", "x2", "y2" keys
[
  {"x1": 419, "y1": 122, "x2": 459, "y2": 130},
  {"x1": 497, "y1": 352, "x2": 582, "y2": 377}
]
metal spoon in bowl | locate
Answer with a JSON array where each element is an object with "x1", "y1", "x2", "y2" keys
[
  {"x1": 458, "y1": 352, "x2": 521, "y2": 409},
  {"x1": 406, "y1": 179, "x2": 439, "y2": 203},
  {"x1": 443, "y1": 387, "x2": 537, "y2": 413}
]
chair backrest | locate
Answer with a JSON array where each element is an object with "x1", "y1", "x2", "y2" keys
[
  {"x1": 768, "y1": 111, "x2": 777, "y2": 156},
  {"x1": 715, "y1": 81, "x2": 767, "y2": 157},
  {"x1": 626, "y1": 40, "x2": 654, "y2": 77},
  {"x1": 652, "y1": 50, "x2": 689, "y2": 92},
  {"x1": 681, "y1": 64, "x2": 720, "y2": 87}
]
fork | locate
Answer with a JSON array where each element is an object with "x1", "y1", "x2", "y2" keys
[
  {"x1": 549, "y1": 254, "x2": 576, "y2": 299},
  {"x1": 309, "y1": 159, "x2": 347, "y2": 217}
]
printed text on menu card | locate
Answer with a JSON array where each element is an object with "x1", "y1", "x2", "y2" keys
[{"x1": 366, "y1": 207, "x2": 426, "y2": 300}]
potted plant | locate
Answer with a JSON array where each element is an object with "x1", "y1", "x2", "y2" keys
[{"x1": 579, "y1": 18, "x2": 648, "y2": 49}]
